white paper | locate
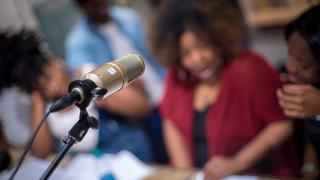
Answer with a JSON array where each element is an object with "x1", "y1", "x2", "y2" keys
[
  {"x1": 1, "y1": 151, "x2": 154, "y2": 180},
  {"x1": 62, "y1": 150, "x2": 153, "y2": 180},
  {"x1": 62, "y1": 153, "x2": 100, "y2": 180},
  {"x1": 0, "y1": 156, "x2": 65, "y2": 180},
  {"x1": 101, "y1": 150, "x2": 153, "y2": 180}
]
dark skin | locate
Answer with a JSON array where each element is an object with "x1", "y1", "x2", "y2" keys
[
  {"x1": 31, "y1": 60, "x2": 65, "y2": 158},
  {"x1": 277, "y1": 31, "x2": 320, "y2": 119},
  {"x1": 276, "y1": 31, "x2": 320, "y2": 179},
  {"x1": 78, "y1": 0, "x2": 111, "y2": 24},
  {"x1": 285, "y1": 31, "x2": 320, "y2": 84}
]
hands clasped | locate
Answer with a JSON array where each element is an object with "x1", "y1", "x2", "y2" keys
[{"x1": 277, "y1": 84, "x2": 320, "y2": 119}]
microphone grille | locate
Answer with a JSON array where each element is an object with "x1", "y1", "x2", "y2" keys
[{"x1": 114, "y1": 54, "x2": 145, "y2": 84}]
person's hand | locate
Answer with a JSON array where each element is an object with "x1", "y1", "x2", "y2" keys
[
  {"x1": 31, "y1": 90, "x2": 46, "y2": 111},
  {"x1": 38, "y1": 59, "x2": 66, "y2": 100},
  {"x1": 203, "y1": 156, "x2": 245, "y2": 180},
  {"x1": 31, "y1": 90, "x2": 47, "y2": 122},
  {"x1": 277, "y1": 84, "x2": 320, "y2": 119}
]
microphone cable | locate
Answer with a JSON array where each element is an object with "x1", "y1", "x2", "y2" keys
[{"x1": 8, "y1": 110, "x2": 52, "y2": 180}]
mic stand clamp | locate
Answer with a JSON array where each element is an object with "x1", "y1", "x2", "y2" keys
[{"x1": 40, "y1": 109, "x2": 99, "y2": 180}]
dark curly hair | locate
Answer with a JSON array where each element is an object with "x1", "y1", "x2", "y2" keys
[
  {"x1": 0, "y1": 30, "x2": 50, "y2": 93},
  {"x1": 284, "y1": 4, "x2": 320, "y2": 62},
  {"x1": 148, "y1": 0, "x2": 245, "y2": 67}
]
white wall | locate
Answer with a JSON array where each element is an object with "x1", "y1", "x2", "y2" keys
[
  {"x1": 250, "y1": 28, "x2": 287, "y2": 68},
  {"x1": 0, "y1": 0, "x2": 38, "y2": 30}
]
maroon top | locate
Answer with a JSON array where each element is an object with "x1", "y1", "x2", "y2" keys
[{"x1": 160, "y1": 51, "x2": 298, "y2": 176}]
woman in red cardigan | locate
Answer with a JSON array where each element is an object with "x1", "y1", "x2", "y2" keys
[{"x1": 149, "y1": 0, "x2": 298, "y2": 179}]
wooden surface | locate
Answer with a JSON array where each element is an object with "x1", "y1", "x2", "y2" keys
[
  {"x1": 144, "y1": 166, "x2": 196, "y2": 180},
  {"x1": 238, "y1": 0, "x2": 319, "y2": 27}
]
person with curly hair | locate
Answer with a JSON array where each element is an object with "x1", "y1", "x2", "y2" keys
[
  {"x1": 276, "y1": 5, "x2": 320, "y2": 179},
  {"x1": 0, "y1": 30, "x2": 101, "y2": 160},
  {"x1": 0, "y1": 30, "x2": 54, "y2": 149},
  {"x1": 149, "y1": 0, "x2": 298, "y2": 178}
]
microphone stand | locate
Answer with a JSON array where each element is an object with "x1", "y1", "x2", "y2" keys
[
  {"x1": 40, "y1": 109, "x2": 99, "y2": 180},
  {"x1": 40, "y1": 79, "x2": 104, "y2": 179}
]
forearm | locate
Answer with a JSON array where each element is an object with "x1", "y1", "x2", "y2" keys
[
  {"x1": 300, "y1": 139, "x2": 319, "y2": 179},
  {"x1": 0, "y1": 122, "x2": 10, "y2": 149},
  {"x1": 30, "y1": 92, "x2": 55, "y2": 158},
  {"x1": 163, "y1": 119, "x2": 192, "y2": 168},
  {"x1": 304, "y1": 140, "x2": 318, "y2": 164},
  {"x1": 233, "y1": 120, "x2": 293, "y2": 170}
]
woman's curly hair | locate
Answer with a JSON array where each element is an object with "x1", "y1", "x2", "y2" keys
[
  {"x1": 149, "y1": 0, "x2": 245, "y2": 67},
  {"x1": 0, "y1": 30, "x2": 50, "y2": 93}
]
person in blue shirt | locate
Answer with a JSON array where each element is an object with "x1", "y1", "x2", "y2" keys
[{"x1": 66, "y1": 0, "x2": 166, "y2": 162}]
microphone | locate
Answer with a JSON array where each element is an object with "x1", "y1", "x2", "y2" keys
[{"x1": 50, "y1": 54, "x2": 145, "y2": 112}]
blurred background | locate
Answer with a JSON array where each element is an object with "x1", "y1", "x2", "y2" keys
[{"x1": 0, "y1": 0, "x2": 319, "y2": 68}]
